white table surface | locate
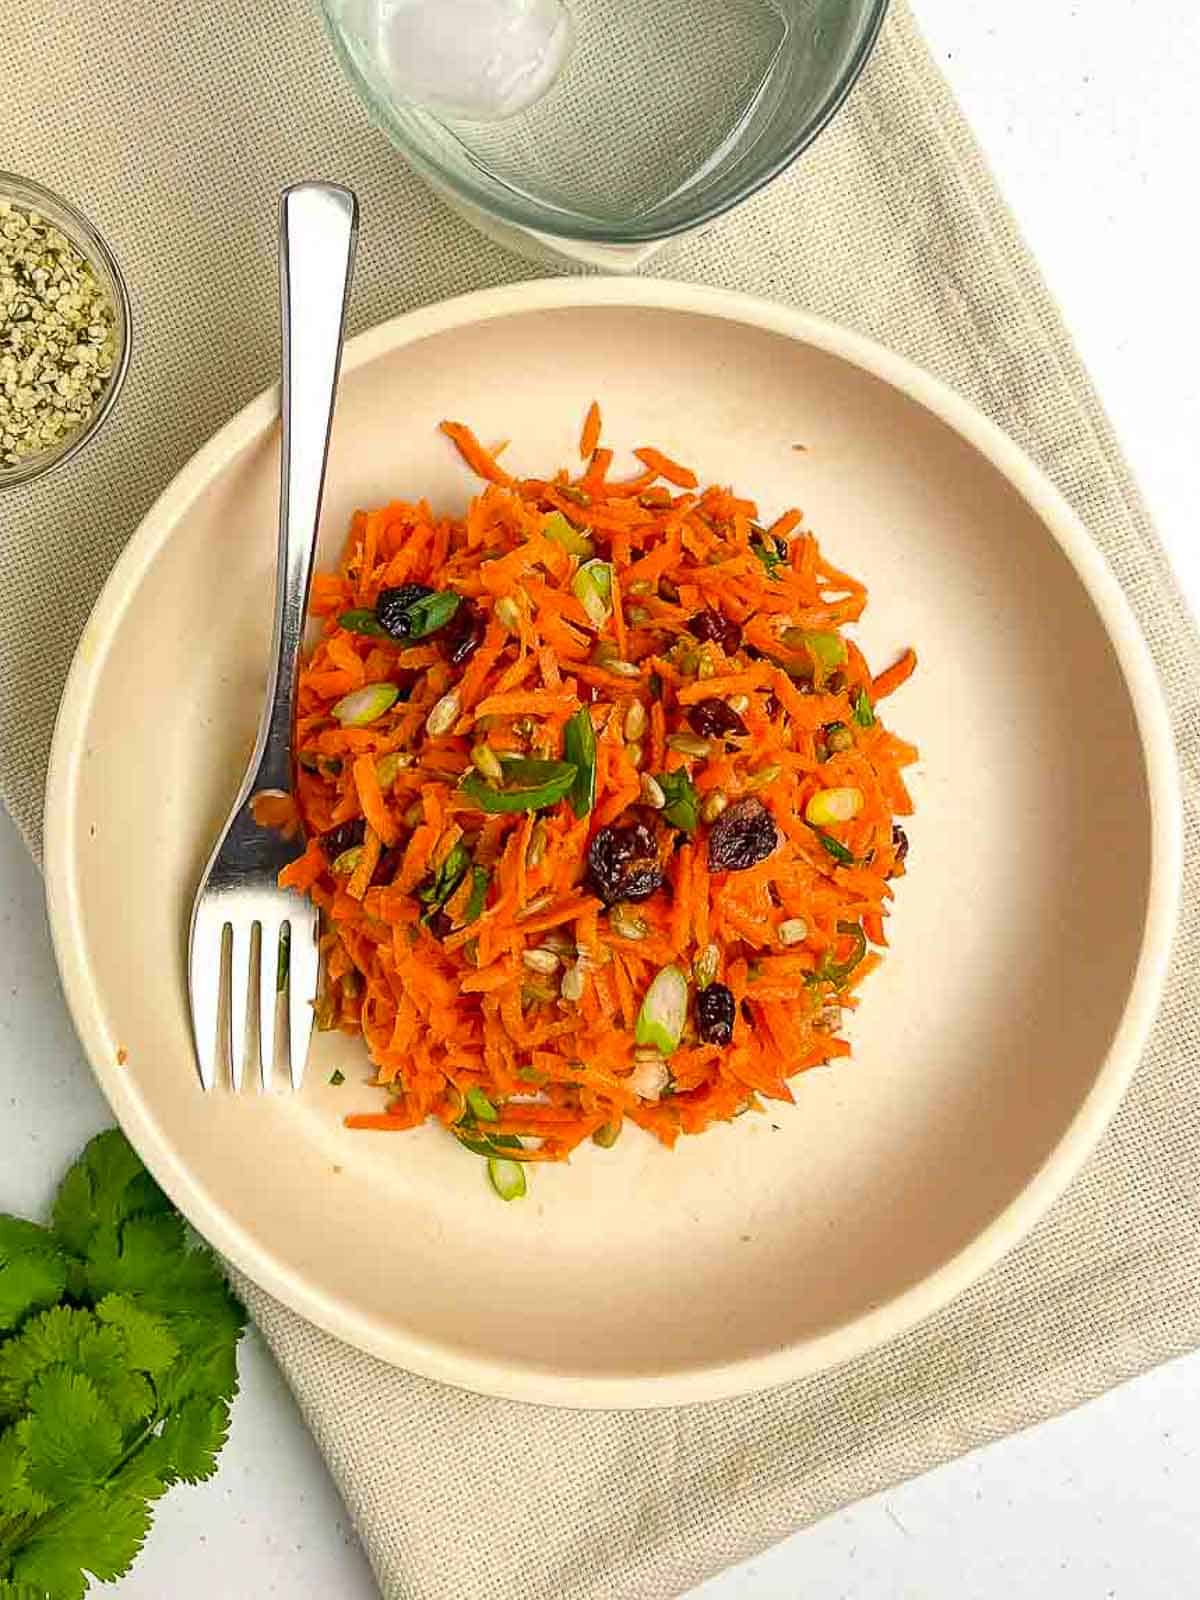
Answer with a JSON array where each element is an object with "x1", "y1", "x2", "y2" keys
[{"x1": 5, "y1": 0, "x2": 1200, "y2": 1594}]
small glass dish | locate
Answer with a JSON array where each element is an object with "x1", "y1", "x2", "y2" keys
[{"x1": 0, "y1": 172, "x2": 132, "y2": 491}]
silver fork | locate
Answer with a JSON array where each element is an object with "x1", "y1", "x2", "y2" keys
[{"x1": 188, "y1": 182, "x2": 358, "y2": 1091}]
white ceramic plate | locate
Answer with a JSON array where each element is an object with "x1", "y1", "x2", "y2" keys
[{"x1": 44, "y1": 280, "x2": 1181, "y2": 1408}]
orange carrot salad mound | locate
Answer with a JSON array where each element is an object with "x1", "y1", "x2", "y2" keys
[{"x1": 280, "y1": 408, "x2": 917, "y2": 1194}]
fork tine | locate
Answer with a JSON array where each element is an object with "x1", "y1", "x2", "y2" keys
[
  {"x1": 229, "y1": 923, "x2": 253, "y2": 1091},
  {"x1": 189, "y1": 911, "x2": 224, "y2": 1092},
  {"x1": 287, "y1": 915, "x2": 320, "y2": 1090},
  {"x1": 260, "y1": 920, "x2": 282, "y2": 1090}
]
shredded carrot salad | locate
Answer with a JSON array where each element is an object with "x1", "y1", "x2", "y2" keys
[{"x1": 278, "y1": 408, "x2": 917, "y2": 1191}]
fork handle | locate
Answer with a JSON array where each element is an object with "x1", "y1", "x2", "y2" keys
[{"x1": 255, "y1": 182, "x2": 359, "y2": 793}]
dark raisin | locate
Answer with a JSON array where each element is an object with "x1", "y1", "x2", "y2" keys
[
  {"x1": 764, "y1": 693, "x2": 781, "y2": 718},
  {"x1": 686, "y1": 608, "x2": 742, "y2": 655},
  {"x1": 696, "y1": 982, "x2": 735, "y2": 1046},
  {"x1": 320, "y1": 818, "x2": 365, "y2": 858},
  {"x1": 426, "y1": 908, "x2": 454, "y2": 941},
  {"x1": 687, "y1": 697, "x2": 748, "y2": 740},
  {"x1": 585, "y1": 810, "x2": 665, "y2": 905},
  {"x1": 374, "y1": 583, "x2": 435, "y2": 639},
  {"x1": 826, "y1": 670, "x2": 846, "y2": 696},
  {"x1": 371, "y1": 846, "x2": 403, "y2": 887},
  {"x1": 889, "y1": 824, "x2": 909, "y2": 876},
  {"x1": 658, "y1": 577, "x2": 680, "y2": 604},
  {"x1": 439, "y1": 598, "x2": 485, "y2": 666},
  {"x1": 707, "y1": 796, "x2": 779, "y2": 873}
]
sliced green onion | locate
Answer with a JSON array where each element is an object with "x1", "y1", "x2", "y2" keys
[
  {"x1": 374, "y1": 751, "x2": 406, "y2": 788},
  {"x1": 419, "y1": 841, "x2": 471, "y2": 916},
  {"x1": 488, "y1": 1157, "x2": 527, "y2": 1201},
  {"x1": 463, "y1": 865, "x2": 490, "y2": 924},
  {"x1": 751, "y1": 532, "x2": 788, "y2": 578},
  {"x1": 329, "y1": 1069, "x2": 345, "y2": 1086},
  {"x1": 563, "y1": 708, "x2": 597, "y2": 818},
  {"x1": 331, "y1": 845, "x2": 363, "y2": 875},
  {"x1": 801, "y1": 630, "x2": 847, "y2": 671},
  {"x1": 656, "y1": 769, "x2": 699, "y2": 834},
  {"x1": 810, "y1": 825, "x2": 856, "y2": 866},
  {"x1": 460, "y1": 757, "x2": 577, "y2": 814},
  {"x1": 852, "y1": 688, "x2": 875, "y2": 727},
  {"x1": 542, "y1": 509, "x2": 594, "y2": 558},
  {"x1": 592, "y1": 1122, "x2": 622, "y2": 1149},
  {"x1": 635, "y1": 964, "x2": 689, "y2": 1056},
  {"x1": 338, "y1": 608, "x2": 389, "y2": 638},
  {"x1": 332, "y1": 682, "x2": 400, "y2": 727},
  {"x1": 394, "y1": 589, "x2": 462, "y2": 639},
  {"x1": 465, "y1": 1085, "x2": 498, "y2": 1122},
  {"x1": 571, "y1": 559, "x2": 613, "y2": 628},
  {"x1": 816, "y1": 921, "x2": 868, "y2": 987},
  {"x1": 456, "y1": 1129, "x2": 522, "y2": 1157}
]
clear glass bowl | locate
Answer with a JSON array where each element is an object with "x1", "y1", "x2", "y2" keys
[
  {"x1": 0, "y1": 173, "x2": 132, "y2": 490},
  {"x1": 320, "y1": 0, "x2": 890, "y2": 245}
]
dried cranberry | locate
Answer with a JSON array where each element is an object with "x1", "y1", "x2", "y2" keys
[
  {"x1": 707, "y1": 797, "x2": 779, "y2": 873},
  {"x1": 439, "y1": 598, "x2": 485, "y2": 666},
  {"x1": 687, "y1": 608, "x2": 742, "y2": 655},
  {"x1": 687, "y1": 697, "x2": 748, "y2": 740},
  {"x1": 696, "y1": 982, "x2": 735, "y2": 1046},
  {"x1": 320, "y1": 818, "x2": 365, "y2": 858},
  {"x1": 585, "y1": 811, "x2": 665, "y2": 905},
  {"x1": 374, "y1": 583, "x2": 435, "y2": 640}
]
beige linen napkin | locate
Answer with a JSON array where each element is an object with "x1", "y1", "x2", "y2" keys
[{"x1": 5, "y1": 2, "x2": 1200, "y2": 1597}]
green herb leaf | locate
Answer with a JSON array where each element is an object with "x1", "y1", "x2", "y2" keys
[
  {"x1": 337, "y1": 608, "x2": 388, "y2": 638},
  {"x1": 810, "y1": 825, "x2": 856, "y2": 866},
  {"x1": 0, "y1": 1251, "x2": 67, "y2": 1335},
  {"x1": 93, "y1": 1296, "x2": 179, "y2": 1377},
  {"x1": 0, "y1": 1424, "x2": 51, "y2": 1518},
  {"x1": 11, "y1": 1487, "x2": 154, "y2": 1598},
  {"x1": 459, "y1": 758, "x2": 577, "y2": 815},
  {"x1": 22, "y1": 1368, "x2": 123, "y2": 1500},
  {"x1": 656, "y1": 769, "x2": 699, "y2": 834},
  {"x1": 852, "y1": 688, "x2": 875, "y2": 727},
  {"x1": 401, "y1": 590, "x2": 462, "y2": 639},
  {"x1": 563, "y1": 709, "x2": 597, "y2": 818},
  {"x1": 0, "y1": 1132, "x2": 244, "y2": 1599},
  {"x1": 155, "y1": 1395, "x2": 232, "y2": 1485},
  {"x1": 51, "y1": 1130, "x2": 170, "y2": 1260}
]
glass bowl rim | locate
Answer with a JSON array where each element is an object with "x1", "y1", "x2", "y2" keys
[
  {"x1": 0, "y1": 171, "x2": 133, "y2": 490},
  {"x1": 322, "y1": 0, "x2": 892, "y2": 245}
]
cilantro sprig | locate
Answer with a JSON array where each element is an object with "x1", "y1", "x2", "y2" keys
[{"x1": 0, "y1": 1130, "x2": 245, "y2": 1599}]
